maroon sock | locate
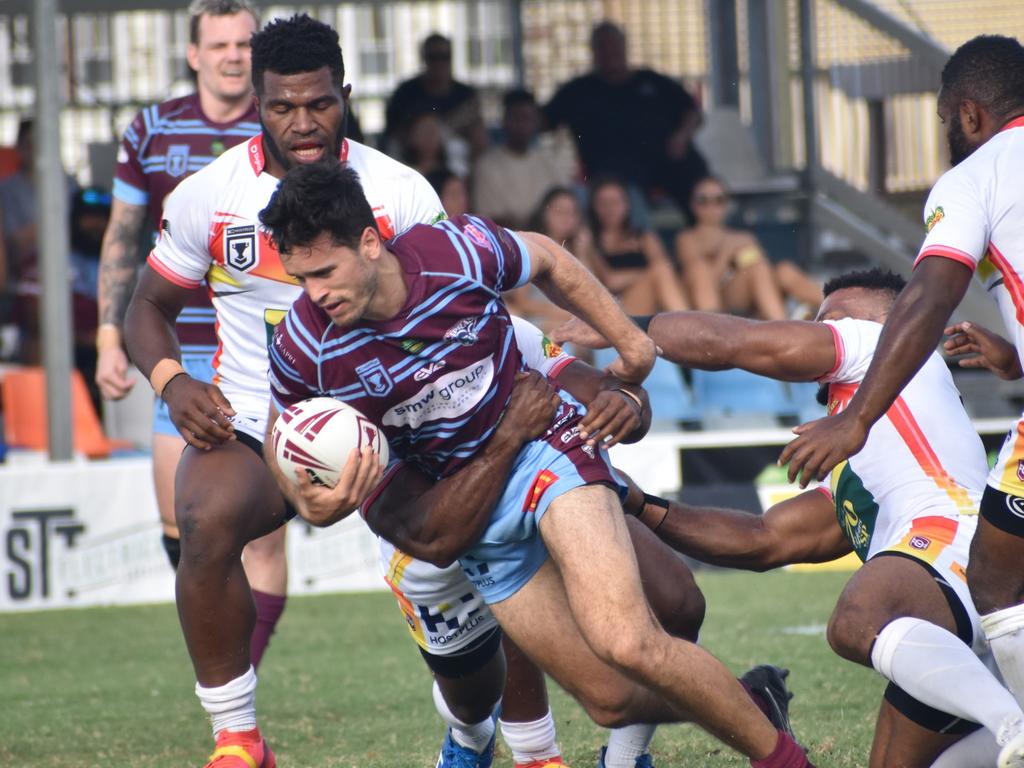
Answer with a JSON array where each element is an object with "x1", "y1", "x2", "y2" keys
[
  {"x1": 250, "y1": 590, "x2": 287, "y2": 669},
  {"x1": 750, "y1": 731, "x2": 814, "y2": 768},
  {"x1": 740, "y1": 680, "x2": 773, "y2": 721}
]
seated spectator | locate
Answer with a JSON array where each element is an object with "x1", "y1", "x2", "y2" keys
[
  {"x1": 544, "y1": 21, "x2": 700, "y2": 207},
  {"x1": 675, "y1": 176, "x2": 822, "y2": 320},
  {"x1": 384, "y1": 33, "x2": 486, "y2": 159},
  {"x1": 503, "y1": 187, "x2": 594, "y2": 331},
  {"x1": 15, "y1": 187, "x2": 109, "y2": 406},
  {"x1": 588, "y1": 176, "x2": 688, "y2": 315},
  {"x1": 472, "y1": 89, "x2": 568, "y2": 229},
  {"x1": 426, "y1": 168, "x2": 469, "y2": 219},
  {"x1": 399, "y1": 110, "x2": 469, "y2": 179}
]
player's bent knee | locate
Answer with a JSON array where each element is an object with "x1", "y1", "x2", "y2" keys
[
  {"x1": 588, "y1": 625, "x2": 662, "y2": 676},
  {"x1": 572, "y1": 683, "x2": 639, "y2": 728},
  {"x1": 826, "y1": 601, "x2": 873, "y2": 664}
]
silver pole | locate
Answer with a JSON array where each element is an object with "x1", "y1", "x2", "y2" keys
[{"x1": 33, "y1": 0, "x2": 74, "y2": 461}]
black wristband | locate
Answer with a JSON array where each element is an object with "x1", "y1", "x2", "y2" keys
[
  {"x1": 632, "y1": 314, "x2": 655, "y2": 333},
  {"x1": 639, "y1": 492, "x2": 671, "y2": 532}
]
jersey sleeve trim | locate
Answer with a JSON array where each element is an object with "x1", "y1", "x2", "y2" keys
[
  {"x1": 358, "y1": 459, "x2": 405, "y2": 521},
  {"x1": 914, "y1": 245, "x2": 978, "y2": 272},
  {"x1": 815, "y1": 485, "x2": 833, "y2": 502},
  {"x1": 506, "y1": 230, "x2": 533, "y2": 289},
  {"x1": 112, "y1": 178, "x2": 149, "y2": 206},
  {"x1": 547, "y1": 355, "x2": 577, "y2": 379},
  {"x1": 818, "y1": 322, "x2": 844, "y2": 382},
  {"x1": 147, "y1": 253, "x2": 202, "y2": 289}
]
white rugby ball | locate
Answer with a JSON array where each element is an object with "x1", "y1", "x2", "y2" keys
[{"x1": 272, "y1": 397, "x2": 389, "y2": 488}]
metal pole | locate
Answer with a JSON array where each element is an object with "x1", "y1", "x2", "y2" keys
[
  {"x1": 706, "y1": 0, "x2": 740, "y2": 109},
  {"x1": 509, "y1": 0, "x2": 525, "y2": 88},
  {"x1": 33, "y1": 0, "x2": 75, "y2": 461},
  {"x1": 799, "y1": 0, "x2": 819, "y2": 265}
]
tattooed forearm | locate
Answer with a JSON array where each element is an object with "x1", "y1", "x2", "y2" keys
[{"x1": 98, "y1": 200, "x2": 148, "y2": 328}]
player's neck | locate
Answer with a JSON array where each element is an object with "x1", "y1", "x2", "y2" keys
[
  {"x1": 364, "y1": 248, "x2": 408, "y2": 321},
  {"x1": 197, "y1": 88, "x2": 254, "y2": 125}
]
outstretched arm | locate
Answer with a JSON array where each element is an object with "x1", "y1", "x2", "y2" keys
[
  {"x1": 521, "y1": 231, "x2": 657, "y2": 384},
  {"x1": 779, "y1": 257, "x2": 972, "y2": 486},
  {"x1": 363, "y1": 371, "x2": 561, "y2": 566},
  {"x1": 622, "y1": 478, "x2": 851, "y2": 570},
  {"x1": 554, "y1": 310, "x2": 838, "y2": 383},
  {"x1": 944, "y1": 320, "x2": 1023, "y2": 380}
]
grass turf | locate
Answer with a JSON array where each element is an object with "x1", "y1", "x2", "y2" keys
[{"x1": 0, "y1": 569, "x2": 882, "y2": 767}]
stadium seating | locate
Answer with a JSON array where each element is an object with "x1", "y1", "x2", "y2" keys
[
  {"x1": 589, "y1": 347, "x2": 701, "y2": 426},
  {"x1": 0, "y1": 366, "x2": 131, "y2": 458}
]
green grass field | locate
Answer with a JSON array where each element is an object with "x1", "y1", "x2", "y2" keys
[{"x1": 0, "y1": 569, "x2": 883, "y2": 767}]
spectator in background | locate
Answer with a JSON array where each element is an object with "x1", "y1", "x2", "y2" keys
[
  {"x1": 544, "y1": 21, "x2": 701, "y2": 211},
  {"x1": 472, "y1": 89, "x2": 567, "y2": 229},
  {"x1": 675, "y1": 176, "x2": 821, "y2": 320},
  {"x1": 588, "y1": 175, "x2": 688, "y2": 315},
  {"x1": 13, "y1": 187, "x2": 109, "y2": 407},
  {"x1": 398, "y1": 110, "x2": 468, "y2": 178},
  {"x1": 0, "y1": 118, "x2": 78, "y2": 358},
  {"x1": 384, "y1": 33, "x2": 486, "y2": 159},
  {"x1": 503, "y1": 186, "x2": 594, "y2": 331},
  {"x1": 426, "y1": 168, "x2": 468, "y2": 218},
  {"x1": 651, "y1": 107, "x2": 711, "y2": 223}
]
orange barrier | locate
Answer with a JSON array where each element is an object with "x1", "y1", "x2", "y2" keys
[{"x1": 1, "y1": 367, "x2": 131, "y2": 458}]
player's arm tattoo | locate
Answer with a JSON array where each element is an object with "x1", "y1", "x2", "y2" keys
[{"x1": 98, "y1": 200, "x2": 148, "y2": 328}]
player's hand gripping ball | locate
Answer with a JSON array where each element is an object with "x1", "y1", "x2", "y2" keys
[{"x1": 273, "y1": 397, "x2": 389, "y2": 488}]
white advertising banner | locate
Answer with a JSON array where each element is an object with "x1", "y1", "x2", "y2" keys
[{"x1": 0, "y1": 457, "x2": 384, "y2": 613}]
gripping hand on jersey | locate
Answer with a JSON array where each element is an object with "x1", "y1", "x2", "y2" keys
[
  {"x1": 162, "y1": 374, "x2": 237, "y2": 450},
  {"x1": 291, "y1": 446, "x2": 385, "y2": 527},
  {"x1": 944, "y1": 321, "x2": 1023, "y2": 380}
]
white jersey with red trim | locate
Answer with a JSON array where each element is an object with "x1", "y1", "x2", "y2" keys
[
  {"x1": 148, "y1": 136, "x2": 444, "y2": 438},
  {"x1": 916, "y1": 116, "x2": 1024, "y2": 360},
  {"x1": 819, "y1": 318, "x2": 986, "y2": 561},
  {"x1": 376, "y1": 315, "x2": 573, "y2": 655}
]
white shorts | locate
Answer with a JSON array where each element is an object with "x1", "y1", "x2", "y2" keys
[{"x1": 378, "y1": 537, "x2": 499, "y2": 657}]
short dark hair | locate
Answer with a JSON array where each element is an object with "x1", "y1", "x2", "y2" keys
[
  {"x1": 590, "y1": 20, "x2": 625, "y2": 48},
  {"x1": 187, "y1": 0, "x2": 258, "y2": 46},
  {"x1": 421, "y1": 33, "x2": 452, "y2": 58},
  {"x1": 503, "y1": 88, "x2": 536, "y2": 111},
  {"x1": 259, "y1": 162, "x2": 376, "y2": 255},
  {"x1": 823, "y1": 268, "x2": 906, "y2": 299},
  {"x1": 941, "y1": 35, "x2": 1024, "y2": 122},
  {"x1": 251, "y1": 14, "x2": 344, "y2": 95}
]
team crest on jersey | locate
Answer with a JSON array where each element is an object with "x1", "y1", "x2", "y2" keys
[
  {"x1": 356, "y1": 358, "x2": 394, "y2": 397},
  {"x1": 925, "y1": 206, "x2": 945, "y2": 233},
  {"x1": 462, "y1": 222, "x2": 493, "y2": 252},
  {"x1": 166, "y1": 144, "x2": 190, "y2": 178},
  {"x1": 444, "y1": 317, "x2": 479, "y2": 345},
  {"x1": 225, "y1": 224, "x2": 258, "y2": 271}
]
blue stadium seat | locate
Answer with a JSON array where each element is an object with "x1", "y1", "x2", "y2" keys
[
  {"x1": 590, "y1": 348, "x2": 701, "y2": 426},
  {"x1": 690, "y1": 368, "x2": 794, "y2": 419}
]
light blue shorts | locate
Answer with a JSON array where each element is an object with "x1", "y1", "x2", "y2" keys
[
  {"x1": 458, "y1": 397, "x2": 623, "y2": 605},
  {"x1": 152, "y1": 349, "x2": 217, "y2": 437}
]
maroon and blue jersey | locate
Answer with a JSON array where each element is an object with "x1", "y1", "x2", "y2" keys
[
  {"x1": 269, "y1": 215, "x2": 536, "y2": 477},
  {"x1": 113, "y1": 93, "x2": 260, "y2": 348}
]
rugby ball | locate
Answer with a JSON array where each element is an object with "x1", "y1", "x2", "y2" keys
[{"x1": 272, "y1": 397, "x2": 389, "y2": 488}]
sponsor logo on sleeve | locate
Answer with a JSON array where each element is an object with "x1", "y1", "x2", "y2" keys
[
  {"x1": 925, "y1": 206, "x2": 945, "y2": 233},
  {"x1": 541, "y1": 335, "x2": 563, "y2": 359},
  {"x1": 462, "y1": 222, "x2": 493, "y2": 251}
]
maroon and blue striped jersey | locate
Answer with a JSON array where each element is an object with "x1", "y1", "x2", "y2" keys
[{"x1": 269, "y1": 215, "x2": 537, "y2": 477}]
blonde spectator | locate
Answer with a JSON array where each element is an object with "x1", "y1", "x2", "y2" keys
[
  {"x1": 588, "y1": 176, "x2": 688, "y2": 314},
  {"x1": 675, "y1": 176, "x2": 822, "y2": 320}
]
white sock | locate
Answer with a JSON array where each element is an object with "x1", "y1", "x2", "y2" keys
[
  {"x1": 871, "y1": 617, "x2": 1023, "y2": 735},
  {"x1": 432, "y1": 680, "x2": 496, "y2": 753},
  {"x1": 983, "y1": 603, "x2": 1024, "y2": 710},
  {"x1": 604, "y1": 724, "x2": 657, "y2": 767},
  {"x1": 929, "y1": 727, "x2": 1001, "y2": 767},
  {"x1": 499, "y1": 709, "x2": 561, "y2": 765},
  {"x1": 195, "y1": 666, "x2": 258, "y2": 737}
]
